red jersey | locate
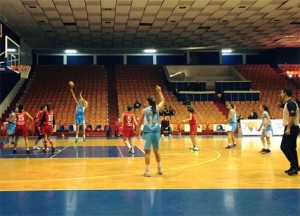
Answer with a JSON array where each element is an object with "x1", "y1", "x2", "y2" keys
[
  {"x1": 123, "y1": 112, "x2": 135, "y2": 129},
  {"x1": 46, "y1": 110, "x2": 55, "y2": 127},
  {"x1": 16, "y1": 111, "x2": 27, "y2": 126},
  {"x1": 189, "y1": 113, "x2": 197, "y2": 126},
  {"x1": 35, "y1": 110, "x2": 44, "y2": 127}
]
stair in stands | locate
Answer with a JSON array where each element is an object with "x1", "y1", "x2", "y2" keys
[
  {"x1": 106, "y1": 65, "x2": 119, "y2": 135},
  {"x1": 214, "y1": 94, "x2": 227, "y2": 117}
]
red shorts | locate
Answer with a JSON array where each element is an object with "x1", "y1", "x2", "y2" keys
[
  {"x1": 122, "y1": 127, "x2": 135, "y2": 139},
  {"x1": 15, "y1": 125, "x2": 28, "y2": 137},
  {"x1": 41, "y1": 125, "x2": 53, "y2": 136},
  {"x1": 190, "y1": 124, "x2": 198, "y2": 135},
  {"x1": 34, "y1": 126, "x2": 41, "y2": 135}
]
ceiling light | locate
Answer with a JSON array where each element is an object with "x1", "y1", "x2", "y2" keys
[
  {"x1": 65, "y1": 49, "x2": 77, "y2": 54},
  {"x1": 7, "y1": 48, "x2": 17, "y2": 52},
  {"x1": 144, "y1": 49, "x2": 156, "y2": 53},
  {"x1": 222, "y1": 49, "x2": 232, "y2": 53}
]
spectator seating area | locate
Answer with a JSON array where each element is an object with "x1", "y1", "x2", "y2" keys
[
  {"x1": 1, "y1": 64, "x2": 300, "y2": 137},
  {"x1": 21, "y1": 65, "x2": 108, "y2": 136},
  {"x1": 234, "y1": 64, "x2": 300, "y2": 120}
]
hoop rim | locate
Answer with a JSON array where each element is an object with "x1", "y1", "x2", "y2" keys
[{"x1": 11, "y1": 65, "x2": 31, "y2": 79}]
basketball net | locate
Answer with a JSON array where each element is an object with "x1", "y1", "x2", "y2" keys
[{"x1": 11, "y1": 65, "x2": 31, "y2": 79}]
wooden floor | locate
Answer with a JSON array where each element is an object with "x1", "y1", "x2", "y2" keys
[{"x1": 0, "y1": 135, "x2": 299, "y2": 191}]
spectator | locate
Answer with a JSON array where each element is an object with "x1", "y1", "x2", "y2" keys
[
  {"x1": 104, "y1": 122, "x2": 111, "y2": 137},
  {"x1": 161, "y1": 116, "x2": 172, "y2": 137},
  {"x1": 133, "y1": 100, "x2": 142, "y2": 110},
  {"x1": 248, "y1": 110, "x2": 258, "y2": 119}
]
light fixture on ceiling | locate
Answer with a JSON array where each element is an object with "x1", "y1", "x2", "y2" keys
[
  {"x1": 222, "y1": 49, "x2": 232, "y2": 53},
  {"x1": 143, "y1": 49, "x2": 156, "y2": 53},
  {"x1": 7, "y1": 48, "x2": 17, "y2": 52},
  {"x1": 65, "y1": 49, "x2": 77, "y2": 54}
]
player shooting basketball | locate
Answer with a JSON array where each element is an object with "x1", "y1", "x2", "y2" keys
[{"x1": 69, "y1": 81, "x2": 89, "y2": 143}]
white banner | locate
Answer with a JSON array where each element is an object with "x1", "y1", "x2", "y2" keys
[{"x1": 240, "y1": 119, "x2": 284, "y2": 136}]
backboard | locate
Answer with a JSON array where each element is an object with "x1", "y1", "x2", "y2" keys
[{"x1": 0, "y1": 35, "x2": 20, "y2": 72}]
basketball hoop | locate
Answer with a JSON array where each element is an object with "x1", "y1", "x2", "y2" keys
[{"x1": 11, "y1": 65, "x2": 31, "y2": 79}]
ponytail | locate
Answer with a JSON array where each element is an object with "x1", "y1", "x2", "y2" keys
[{"x1": 147, "y1": 97, "x2": 157, "y2": 114}]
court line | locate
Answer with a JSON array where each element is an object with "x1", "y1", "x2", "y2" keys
[
  {"x1": 0, "y1": 147, "x2": 221, "y2": 184},
  {"x1": 50, "y1": 146, "x2": 68, "y2": 158}
]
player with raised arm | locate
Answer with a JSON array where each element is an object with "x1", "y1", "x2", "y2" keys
[
  {"x1": 136, "y1": 85, "x2": 165, "y2": 177},
  {"x1": 70, "y1": 82, "x2": 88, "y2": 143}
]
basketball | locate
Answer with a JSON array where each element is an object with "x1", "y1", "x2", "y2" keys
[{"x1": 68, "y1": 81, "x2": 75, "y2": 88}]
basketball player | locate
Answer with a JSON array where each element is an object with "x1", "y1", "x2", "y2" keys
[
  {"x1": 122, "y1": 105, "x2": 138, "y2": 154},
  {"x1": 136, "y1": 85, "x2": 165, "y2": 177},
  {"x1": 6, "y1": 107, "x2": 17, "y2": 145},
  {"x1": 70, "y1": 89, "x2": 88, "y2": 143},
  {"x1": 258, "y1": 104, "x2": 273, "y2": 154},
  {"x1": 181, "y1": 105, "x2": 199, "y2": 151},
  {"x1": 33, "y1": 105, "x2": 46, "y2": 150},
  {"x1": 225, "y1": 102, "x2": 237, "y2": 149},
  {"x1": 40, "y1": 104, "x2": 56, "y2": 153},
  {"x1": 13, "y1": 104, "x2": 34, "y2": 154}
]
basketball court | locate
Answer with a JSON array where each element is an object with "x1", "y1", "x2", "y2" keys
[{"x1": 0, "y1": 135, "x2": 299, "y2": 215}]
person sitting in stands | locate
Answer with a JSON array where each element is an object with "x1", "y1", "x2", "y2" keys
[
  {"x1": 104, "y1": 122, "x2": 111, "y2": 137},
  {"x1": 161, "y1": 116, "x2": 172, "y2": 137},
  {"x1": 248, "y1": 109, "x2": 258, "y2": 119},
  {"x1": 133, "y1": 100, "x2": 142, "y2": 110}
]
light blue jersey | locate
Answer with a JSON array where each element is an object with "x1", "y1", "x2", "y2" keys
[
  {"x1": 143, "y1": 106, "x2": 160, "y2": 133},
  {"x1": 75, "y1": 104, "x2": 85, "y2": 125},
  {"x1": 228, "y1": 109, "x2": 237, "y2": 132},
  {"x1": 142, "y1": 106, "x2": 160, "y2": 150},
  {"x1": 261, "y1": 111, "x2": 273, "y2": 137}
]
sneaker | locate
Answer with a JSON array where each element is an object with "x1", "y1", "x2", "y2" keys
[
  {"x1": 75, "y1": 138, "x2": 78, "y2": 143},
  {"x1": 43, "y1": 148, "x2": 48, "y2": 153},
  {"x1": 13, "y1": 149, "x2": 17, "y2": 154},
  {"x1": 143, "y1": 172, "x2": 151, "y2": 177},
  {"x1": 52, "y1": 147, "x2": 56, "y2": 153},
  {"x1": 168, "y1": 134, "x2": 172, "y2": 137},
  {"x1": 129, "y1": 146, "x2": 135, "y2": 154},
  {"x1": 225, "y1": 145, "x2": 233, "y2": 149},
  {"x1": 158, "y1": 168, "x2": 163, "y2": 175},
  {"x1": 265, "y1": 149, "x2": 271, "y2": 154},
  {"x1": 83, "y1": 137, "x2": 86, "y2": 142},
  {"x1": 192, "y1": 146, "x2": 199, "y2": 151},
  {"x1": 161, "y1": 134, "x2": 164, "y2": 138},
  {"x1": 33, "y1": 146, "x2": 40, "y2": 150},
  {"x1": 26, "y1": 150, "x2": 30, "y2": 154},
  {"x1": 260, "y1": 149, "x2": 266, "y2": 154},
  {"x1": 233, "y1": 143, "x2": 237, "y2": 147}
]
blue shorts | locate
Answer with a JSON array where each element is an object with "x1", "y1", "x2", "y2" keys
[
  {"x1": 261, "y1": 128, "x2": 273, "y2": 138},
  {"x1": 228, "y1": 122, "x2": 237, "y2": 133},
  {"x1": 7, "y1": 122, "x2": 16, "y2": 135},
  {"x1": 142, "y1": 132, "x2": 160, "y2": 150},
  {"x1": 75, "y1": 115, "x2": 85, "y2": 125}
]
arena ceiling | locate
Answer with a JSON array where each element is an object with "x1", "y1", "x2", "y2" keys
[{"x1": 0, "y1": 0, "x2": 299, "y2": 54}]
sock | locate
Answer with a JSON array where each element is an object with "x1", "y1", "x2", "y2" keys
[
  {"x1": 83, "y1": 135, "x2": 86, "y2": 138},
  {"x1": 126, "y1": 142, "x2": 131, "y2": 148},
  {"x1": 49, "y1": 139, "x2": 54, "y2": 147},
  {"x1": 145, "y1": 165, "x2": 150, "y2": 173},
  {"x1": 76, "y1": 135, "x2": 78, "y2": 139},
  {"x1": 157, "y1": 162, "x2": 161, "y2": 169}
]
